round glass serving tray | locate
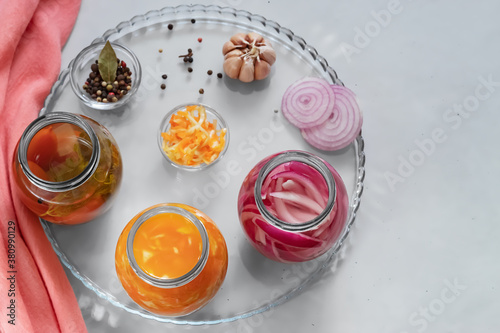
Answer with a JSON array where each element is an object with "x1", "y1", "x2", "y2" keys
[{"x1": 40, "y1": 4, "x2": 365, "y2": 325}]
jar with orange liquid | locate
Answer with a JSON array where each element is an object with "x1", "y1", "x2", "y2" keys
[
  {"x1": 12, "y1": 112, "x2": 122, "y2": 224},
  {"x1": 115, "y1": 203, "x2": 228, "y2": 317}
]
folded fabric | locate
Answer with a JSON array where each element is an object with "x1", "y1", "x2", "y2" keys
[{"x1": 0, "y1": 0, "x2": 86, "y2": 332}]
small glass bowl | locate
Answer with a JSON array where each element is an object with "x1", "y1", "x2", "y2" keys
[
  {"x1": 158, "y1": 103, "x2": 230, "y2": 171},
  {"x1": 69, "y1": 41, "x2": 142, "y2": 111}
]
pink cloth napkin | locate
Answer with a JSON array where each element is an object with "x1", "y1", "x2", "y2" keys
[{"x1": 0, "y1": 0, "x2": 87, "y2": 332}]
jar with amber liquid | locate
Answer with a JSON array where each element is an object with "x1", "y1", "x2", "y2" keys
[
  {"x1": 115, "y1": 203, "x2": 228, "y2": 317},
  {"x1": 12, "y1": 112, "x2": 122, "y2": 224}
]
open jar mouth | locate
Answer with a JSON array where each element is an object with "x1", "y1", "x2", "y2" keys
[
  {"x1": 254, "y1": 151, "x2": 337, "y2": 232},
  {"x1": 126, "y1": 205, "x2": 210, "y2": 288},
  {"x1": 17, "y1": 112, "x2": 100, "y2": 192}
]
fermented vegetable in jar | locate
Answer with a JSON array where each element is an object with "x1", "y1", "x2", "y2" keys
[
  {"x1": 237, "y1": 150, "x2": 349, "y2": 263},
  {"x1": 115, "y1": 203, "x2": 228, "y2": 317},
  {"x1": 12, "y1": 112, "x2": 122, "y2": 225}
]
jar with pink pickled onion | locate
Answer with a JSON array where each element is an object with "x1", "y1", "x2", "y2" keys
[{"x1": 237, "y1": 150, "x2": 348, "y2": 263}]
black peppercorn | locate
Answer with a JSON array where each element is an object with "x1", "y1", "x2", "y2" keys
[
  {"x1": 162, "y1": 74, "x2": 167, "y2": 79},
  {"x1": 168, "y1": 23, "x2": 173, "y2": 30},
  {"x1": 161, "y1": 84, "x2": 166, "y2": 90}
]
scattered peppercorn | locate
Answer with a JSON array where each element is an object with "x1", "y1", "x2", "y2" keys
[
  {"x1": 37, "y1": 198, "x2": 43, "y2": 204},
  {"x1": 168, "y1": 23, "x2": 173, "y2": 30},
  {"x1": 162, "y1": 74, "x2": 167, "y2": 79},
  {"x1": 188, "y1": 67, "x2": 193, "y2": 73},
  {"x1": 191, "y1": 19, "x2": 196, "y2": 24},
  {"x1": 199, "y1": 88, "x2": 204, "y2": 94},
  {"x1": 161, "y1": 84, "x2": 166, "y2": 90},
  {"x1": 207, "y1": 70, "x2": 213, "y2": 75},
  {"x1": 217, "y1": 73, "x2": 223, "y2": 78},
  {"x1": 159, "y1": 48, "x2": 163, "y2": 53},
  {"x1": 198, "y1": 37, "x2": 203, "y2": 43},
  {"x1": 179, "y1": 49, "x2": 194, "y2": 63}
]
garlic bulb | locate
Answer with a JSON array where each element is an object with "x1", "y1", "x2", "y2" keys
[{"x1": 222, "y1": 32, "x2": 276, "y2": 83}]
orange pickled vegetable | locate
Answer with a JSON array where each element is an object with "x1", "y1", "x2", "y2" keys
[
  {"x1": 27, "y1": 122, "x2": 90, "y2": 182},
  {"x1": 27, "y1": 125, "x2": 58, "y2": 170},
  {"x1": 161, "y1": 105, "x2": 227, "y2": 166},
  {"x1": 133, "y1": 212, "x2": 203, "y2": 279},
  {"x1": 115, "y1": 203, "x2": 228, "y2": 317}
]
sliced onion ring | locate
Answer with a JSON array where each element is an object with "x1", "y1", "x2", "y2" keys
[
  {"x1": 301, "y1": 84, "x2": 362, "y2": 151},
  {"x1": 281, "y1": 77, "x2": 335, "y2": 129}
]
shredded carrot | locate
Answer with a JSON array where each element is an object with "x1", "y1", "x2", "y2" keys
[{"x1": 161, "y1": 105, "x2": 227, "y2": 166}]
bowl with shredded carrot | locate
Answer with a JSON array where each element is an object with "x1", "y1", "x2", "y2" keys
[{"x1": 158, "y1": 103, "x2": 229, "y2": 171}]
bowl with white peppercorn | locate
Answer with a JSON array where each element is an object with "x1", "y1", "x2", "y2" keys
[{"x1": 69, "y1": 41, "x2": 142, "y2": 111}]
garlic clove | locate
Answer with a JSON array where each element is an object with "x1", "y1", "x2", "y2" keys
[
  {"x1": 230, "y1": 33, "x2": 248, "y2": 46},
  {"x1": 254, "y1": 60, "x2": 272, "y2": 80},
  {"x1": 247, "y1": 32, "x2": 264, "y2": 45},
  {"x1": 224, "y1": 49, "x2": 244, "y2": 60},
  {"x1": 222, "y1": 41, "x2": 238, "y2": 55},
  {"x1": 223, "y1": 56, "x2": 244, "y2": 79},
  {"x1": 259, "y1": 44, "x2": 276, "y2": 65},
  {"x1": 238, "y1": 58, "x2": 255, "y2": 82}
]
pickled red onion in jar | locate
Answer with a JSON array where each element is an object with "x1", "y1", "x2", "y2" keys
[
  {"x1": 237, "y1": 150, "x2": 349, "y2": 263},
  {"x1": 261, "y1": 161, "x2": 329, "y2": 224}
]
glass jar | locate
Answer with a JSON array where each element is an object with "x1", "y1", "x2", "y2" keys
[
  {"x1": 12, "y1": 112, "x2": 122, "y2": 225},
  {"x1": 237, "y1": 150, "x2": 349, "y2": 263},
  {"x1": 115, "y1": 203, "x2": 228, "y2": 317}
]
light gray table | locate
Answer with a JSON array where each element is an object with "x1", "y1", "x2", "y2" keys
[{"x1": 59, "y1": 0, "x2": 500, "y2": 332}]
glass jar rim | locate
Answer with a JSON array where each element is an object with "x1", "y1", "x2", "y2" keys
[
  {"x1": 254, "y1": 150, "x2": 337, "y2": 232},
  {"x1": 17, "y1": 112, "x2": 100, "y2": 192},
  {"x1": 126, "y1": 204, "x2": 210, "y2": 288}
]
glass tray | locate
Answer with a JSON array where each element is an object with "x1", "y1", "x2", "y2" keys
[{"x1": 40, "y1": 4, "x2": 365, "y2": 325}]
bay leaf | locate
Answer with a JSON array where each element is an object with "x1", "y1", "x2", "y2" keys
[{"x1": 98, "y1": 41, "x2": 118, "y2": 84}]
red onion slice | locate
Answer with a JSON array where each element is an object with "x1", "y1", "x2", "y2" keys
[
  {"x1": 301, "y1": 84, "x2": 362, "y2": 151},
  {"x1": 269, "y1": 191, "x2": 324, "y2": 215},
  {"x1": 281, "y1": 77, "x2": 335, "y2": 129}
]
